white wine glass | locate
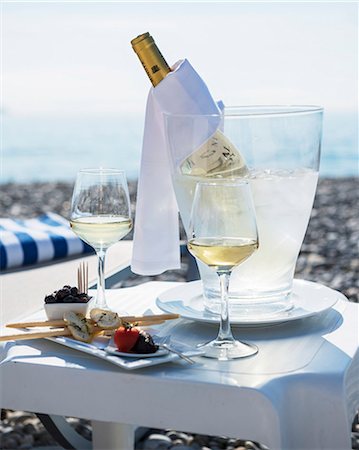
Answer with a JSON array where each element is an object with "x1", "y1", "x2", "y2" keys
[
  {"x1": 70, "y1": 169, "x2": 132, "y2": 310},
  {"x1": 187, "y1": 180, "x2": 259, "y2": 360}
]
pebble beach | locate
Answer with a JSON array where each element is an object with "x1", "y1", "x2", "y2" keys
[{"x1": 1, "y1": 177, "x2": 358, "y2": 449}]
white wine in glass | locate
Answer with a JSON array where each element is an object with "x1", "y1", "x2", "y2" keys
[
  {"x1": 187, "y1": 238, "x2": 258, "y2": 272},
  {"x1": 187, "y1": 181, "x2": 259, "y2": 360},
  {"x1": 70, "y1": 216, "x2": 132, "y2": 251},
  {"x1": 70, "y1": 169, "x2": 132, "y2": 310}
]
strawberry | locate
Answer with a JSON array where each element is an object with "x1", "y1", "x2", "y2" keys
[{"x1": 114, "y1": 325, "x2": 140, "y2": 353}]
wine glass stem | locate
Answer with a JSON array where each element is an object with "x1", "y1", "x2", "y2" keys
[
  {"x1": 96, "y1": 250, "x2": 107, "y2": 309},
  {"x1": 217, "y1": 272, "x2": 235, "y2": 342}
]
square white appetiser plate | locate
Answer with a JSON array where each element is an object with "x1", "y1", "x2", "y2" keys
[{"x1": 47, "y1": 335, "x2": 202, "y2": 370}]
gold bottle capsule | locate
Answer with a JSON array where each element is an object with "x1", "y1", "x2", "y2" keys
[{"x1": 131, "y1": 32, "x2": 171, "y2": 87}]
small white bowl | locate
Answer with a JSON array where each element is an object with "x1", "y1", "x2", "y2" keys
[{"x1": 44, "y1": 298, "x2": 93, "y2": 320}]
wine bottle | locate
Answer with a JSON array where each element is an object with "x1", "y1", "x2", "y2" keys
[{"x1": 131, "y1": 32, "x2": 248, "y2": 178}]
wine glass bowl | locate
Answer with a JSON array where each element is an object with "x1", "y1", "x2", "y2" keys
[
  {"x1": 70, "y1": 169, "x2": 132, "y2": 310},
  {"x1": 187, "y1": 180, "x2": 259, "y2": 360}
]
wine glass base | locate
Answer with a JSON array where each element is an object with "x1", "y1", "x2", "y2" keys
[
  {"x1": 93, "y1": 300, "x2": 111, "y2": 311},
  {"x1": 199, "y1": 339, "x2": 258, "y2": 360}
]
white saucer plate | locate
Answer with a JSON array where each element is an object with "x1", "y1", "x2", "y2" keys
[
  {"x1": 156, "y1": 279, "x2": 345, "y2": 327},
  {"x1": 105, "y1": 345, "x2": 169, "y2": 358}
]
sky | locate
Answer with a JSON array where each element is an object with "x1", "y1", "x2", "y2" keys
[{"x1": 1, "y1": 1, "x2": 358, "y2": 118}]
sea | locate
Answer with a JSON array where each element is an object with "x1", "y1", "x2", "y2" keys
[{"x1": 1, "y1": 111, "x2": 358, "y2": 184}]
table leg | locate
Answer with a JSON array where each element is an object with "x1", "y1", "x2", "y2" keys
[
  {"x1": 273, "y1": 381, "x2": 352, "y2": 450},
  {"x1": 92, "y1": 421, "x2": 135, "y2": 450}
]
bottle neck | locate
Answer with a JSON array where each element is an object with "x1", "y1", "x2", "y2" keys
[{"x1": 131, "y1": 33, "x2": 171, "y2": 87}]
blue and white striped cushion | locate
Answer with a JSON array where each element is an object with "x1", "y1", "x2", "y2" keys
[{"x1": 0, "y1": 213, "x2": 93, "y2": 271}]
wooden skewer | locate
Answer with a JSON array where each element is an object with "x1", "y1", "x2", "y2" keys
[
  {"x1": 85, "y1": 263, "x2": 88, "y2": 294},
  {"x1": 133, "y1": 319, "x2": 166, "y2": 326},
  {"x1": 99, "y1": 320, "x2": 166, "y2": 336},
  {"x1": 0, "y1": 328, "x2": 72, "y2": 342},
  {"x1": 7, "y1": 320, "x2": 67, "y2": 329},
  {"x1": 0, "y1": 318, "x2": 168, "y2": 343},
  {"x1": 1, "y1": 316, "x2": 169, "y2": 343},
  {"x1": 6, "y1": 313, "x2": 180, "y2": 329},
  {"x1": 6, "y1": 319, "x2": 166, "y2": 329},
  {"x1": 77, "y1": 261, "x2": 88, "y2": 295},
  {"x1": 121, "y1": 313, "x2": 180, "y2": 323},
  {"x1": 86, "y1": 319, "x2": 167, "y2": 338}
]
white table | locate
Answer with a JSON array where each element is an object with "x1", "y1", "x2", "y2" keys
[{"x1": 1, "y1": 281, "x2": 358, "y2": 450}]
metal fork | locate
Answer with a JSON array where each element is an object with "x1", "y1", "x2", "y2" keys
[
  {"x1": 154, "y1": 335, "x2": 196, "y2": 364},
  {"x1": 77, "y1": 261, "x2": 88, "y2": 294},
  {"x1": 158, "y1": 343, "x2": 196, "y2": 364}
]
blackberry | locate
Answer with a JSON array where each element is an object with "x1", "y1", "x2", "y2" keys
[
  {"x1": 63, "y1": 295, "x2": 77, "y2": 303},
  {"x1": 56, "y1": 288, "x2": 71, "y2": 301},
  {"x1": 132, "y1": 330, "x2": 158, "y2": 354},
  {"x1": 70, "y1": 286, "x2": 79, "y2": 296},
  {"x1": 44, "y1": 285, "x2": 92, "y2": 304},
  {"x1": 44, "y1": 295, "x2": 56, "y2": 304},
  {"x1": 78, "y1": 294, "x2": 90, "y2": 303}
]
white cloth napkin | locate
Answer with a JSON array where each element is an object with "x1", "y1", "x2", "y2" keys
[{"x1": 131, "y1": 59, "x2": 221, "y2": 275}]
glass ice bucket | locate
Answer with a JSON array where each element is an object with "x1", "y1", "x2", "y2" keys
[{"x1": 165, "y1": 106, "x2": 323, "y2": 318}]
